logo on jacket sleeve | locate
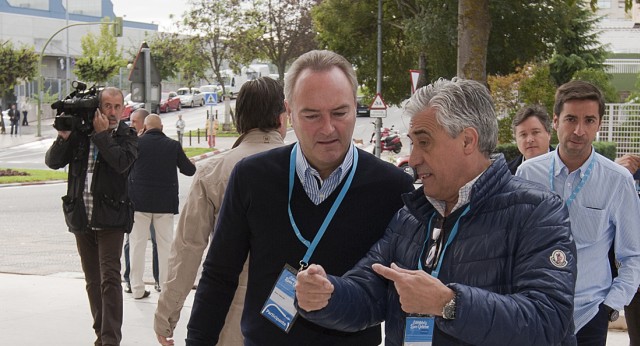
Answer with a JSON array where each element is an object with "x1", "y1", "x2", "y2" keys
[{"x1": 550, "y1": 249, "x2": 568, "y2": 268}]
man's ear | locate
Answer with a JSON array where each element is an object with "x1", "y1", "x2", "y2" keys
[{"x1": 462, "y1": 127, "x2": 479, "y2": 154}]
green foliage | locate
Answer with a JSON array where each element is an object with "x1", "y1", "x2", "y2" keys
[
  {"x1": 146, "y1": 33, "x2": 183, "y2": 81},
  {"x1": 0, "y1": 168, "x2": 67, "y2": 184},
  {"x1": 572, "y1": 68, "x2": 618, "y2": 102},
  {"x1": 548, "y1": 3, "x2": 608, "y2": 86},
  {"x1": 497, "y1": 112, "x2": 516, "y2": 145},
  {"x1": 626, "y1": 71, "x2": 640, "y2": 103},
  {"x1": 518, "y1": 64, "x2": 557, "y2": 116},
  {"x1": 592, "y1": 141, "x2": 617, "y2": 161},
  {"x1": 74, "y1": 18, "x2": 126, "y2": 84},
  {"x1": 0, "y1": 41, "x2": 38, "y2": 92},
  {"x1": 180, "y1": 0, "x2": 242, "y2": 90},
  {"x1": 494, "y1": 141, "x2": 617, "y2": 162},
  {"x1": 493, "y1": 143, "x2": 522, "y2": 162},
  {"x1": 241, "y1": 0, "x2": 319, "y2": 80},
  {"x1": 313, "y1": 0, "x2": 421, "y2": 105}
]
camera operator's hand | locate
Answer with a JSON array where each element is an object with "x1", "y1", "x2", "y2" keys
[
  {"x1": 93, "y1": 109, "x2": 109, "y2": 134},
  {"x1": 57, "y1": 131, "x2": 71, "y2": 141}
]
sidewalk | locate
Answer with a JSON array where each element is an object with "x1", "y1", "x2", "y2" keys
[{"x1": 0, "y1": 272, "x2": 631, "y2": 345}]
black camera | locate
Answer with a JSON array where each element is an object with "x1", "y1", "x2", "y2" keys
[{"x1": 52, "y1": 81, "x2": 100, "y2": 133}]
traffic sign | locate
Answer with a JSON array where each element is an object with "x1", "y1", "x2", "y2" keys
[
  {"x1": 204, "y1": 92, "x2": 218, "y2": 106},
  {"x1": 410, "y1": 69, "x2": 421, "y2": 94},
  {"x1": 370, "y1": 93, "x2": 387, "y2": 110},
  {"x1": 370, "y1": 109, "x2": 387, "y2": 118}
]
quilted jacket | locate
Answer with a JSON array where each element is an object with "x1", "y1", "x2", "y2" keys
[{"x1": 299, "y1": 155, "x2": 578, "y2": 346}]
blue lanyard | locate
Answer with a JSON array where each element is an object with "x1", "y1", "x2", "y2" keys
[
  {"x1": 417, "y1": 205, "x2": 471, "y2": 278},
  {"x1": 288, "y1": 144, "x2": 358, "y2": 270},
  {"x1": 548, "y1": 153, "x2": 596, "y2": 207}
]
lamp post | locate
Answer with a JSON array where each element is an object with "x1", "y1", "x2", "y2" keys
[{"x1": 36, "y1": 19, "x2": 122, "y2": 137}]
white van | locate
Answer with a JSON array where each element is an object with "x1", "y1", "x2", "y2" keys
[{"x1": 222, "y1": 64, "x2": 272, "y2": 98}]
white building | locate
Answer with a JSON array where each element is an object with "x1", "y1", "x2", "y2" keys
[{"x1": 0, "y1": 0, "x2": 158, "y2": 102}]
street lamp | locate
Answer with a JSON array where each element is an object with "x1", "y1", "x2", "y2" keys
[{"x1": 36, "y1": 18, "x2": 123, "y2": 137}]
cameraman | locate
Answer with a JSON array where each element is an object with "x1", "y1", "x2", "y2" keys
[{"x1": 45, "y1": 87, "x2": 137, "y2": 346}]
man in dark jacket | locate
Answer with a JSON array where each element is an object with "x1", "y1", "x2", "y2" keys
[
  {"x1": 45, "y1": 87, "x2": 137, "y2": 346},
  {"x1": 296, "y1": 78, "x2": 578, "y2": 345},
  {"x1": 127, "y1": 114, "x2": 196, "y2": 299},
  {"x1": 8, "y1": 103, "x2": 19, "y2": 136}
]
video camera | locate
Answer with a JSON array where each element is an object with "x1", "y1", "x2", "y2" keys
[{"x1": 52, "y1": 81, "x2": 100, "y2": 134}]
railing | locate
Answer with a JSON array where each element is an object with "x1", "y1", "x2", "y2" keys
[
  {"x1": 598, "y1": 103, "x2": 640, "y2": 157},
  {"x1": 604, "y1": 59, "x2": 640, "y2": 74}
]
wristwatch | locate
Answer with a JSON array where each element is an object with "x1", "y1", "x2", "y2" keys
[
  {"x1": 604, "y1": 304, "x2": 619, "y2": 322},
  {"x1": 442, "y1": 295, "x2": 457, "y2": 320}
]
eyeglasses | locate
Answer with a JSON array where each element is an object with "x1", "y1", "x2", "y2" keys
[{"x1": 424, "y1": 218, "x2": 444, "y2": 270}]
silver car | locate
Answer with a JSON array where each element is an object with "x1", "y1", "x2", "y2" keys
[{"x1": 177, "y1": 87, "x2": 204, "y2": 108}]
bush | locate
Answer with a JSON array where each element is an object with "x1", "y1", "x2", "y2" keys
[{"x1": 494, "y1": 141, "x2": 617, "y2": 162}]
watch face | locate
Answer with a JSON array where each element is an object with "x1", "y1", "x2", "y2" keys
[{"x1": 610, "y1": 310, "x2": 619, "y2": 322}]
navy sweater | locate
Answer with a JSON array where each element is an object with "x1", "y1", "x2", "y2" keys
[{"x1": 187, "y1": 144, "x2": 415, "y2": 345}]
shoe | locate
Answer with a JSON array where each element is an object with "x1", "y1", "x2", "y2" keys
[
  {"x1": 124, "y1": 282, "x2": 131, "y2": 293},
  {"x1": 154, "y1": 282, "x2": 161, "y2": 292},
  {"x1": 134, "y1": 290, "x2": 151, "y2": 299}
]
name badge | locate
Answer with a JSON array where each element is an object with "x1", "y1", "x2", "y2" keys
[
  {"x1": 261, "y1": 264, "x2": 298, "y2": 333},
  {"x1": 404, "y1": 316, "x2": 434, "y2": 346}
]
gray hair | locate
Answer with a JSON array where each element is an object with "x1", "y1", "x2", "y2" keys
[
  {"x1": 284, "y1": 50, "x2": 358, "y2": 105},
  {"x1": 405, "y1": 78, "x2": 498, "y2": 156}
]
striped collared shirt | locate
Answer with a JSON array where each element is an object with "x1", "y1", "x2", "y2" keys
[
  {"x1": 295, "y1": 143, "x2": 355, "y2": 205},
  {"x1": 426, "y1": 159, "x2": 493, "y2": 217},
  {"x1": 83, "y1": 140, "x2": 97, "y2": 224},
  {"x1": 517, "y1": 146, "x2": 640, "y2": 330}
]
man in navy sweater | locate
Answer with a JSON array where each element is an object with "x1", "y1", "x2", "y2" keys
[{"x1": 186, "y1": 50, "x2": 415, "y2": 345}]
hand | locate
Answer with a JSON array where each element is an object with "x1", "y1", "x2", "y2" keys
[
  {"x1": 372, "y1": 263, "x2": 454, "y2": 316},
  {"x1": 615, "y1": 154, "x2": 640, "y2": 175},
  {"x1": 156, "y1": 333, "x2": 175, "y2": 346},
  {"x1": 295, "y1": 264, "x2": 334, "y2": 312},
  {"x1": 92, "y1": 109, "x2": 109, "y2": 133},
  {"x1": 57, "y1": 130, "x2": 71, "y2": 141}
]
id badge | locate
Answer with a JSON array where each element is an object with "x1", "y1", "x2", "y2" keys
[
  {"x1": 404, "y1": 315, "x2": 434, "y2": 346},
  {"x1": 261, "y1": 264, "x2": 298, "y2": 333}
]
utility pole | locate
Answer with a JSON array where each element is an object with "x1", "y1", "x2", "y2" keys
[{"x1": 374, "y1": 0, "x2": 383, "y2": 158}]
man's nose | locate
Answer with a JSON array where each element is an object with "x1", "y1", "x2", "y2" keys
[{"x1": 319, "y1": 115, "x2": 335, "y2": 134}]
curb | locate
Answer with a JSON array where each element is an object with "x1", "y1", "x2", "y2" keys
[{"x1": 0, "y1": 149, "x2": 230, "y2": 188}]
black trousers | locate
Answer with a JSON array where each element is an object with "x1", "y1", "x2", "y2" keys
[
  {"x1": 626, "y1": 290, "x2": 640, "y2": 346},
  {"x1": 75, "y1": 228, "x2": 125, "y2": 346},
  {"x1": 576, "y1": 303, "x2": 609, "y2": 346}
]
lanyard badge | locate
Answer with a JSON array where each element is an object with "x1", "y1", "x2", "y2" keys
[
  {"x1": 261, "y1": 264, "x2": 299, "y2": 333},
  {"x1": 404, "y1": 316, "x2": 434, "y2": 345}
]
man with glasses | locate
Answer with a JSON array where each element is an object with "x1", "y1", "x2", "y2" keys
[
  {"x1": 46, "y1": 87, "x2": 138, "y2": 346},
  {"x1": 296, "y1": 78, "x2": 577, "y2": 345}
]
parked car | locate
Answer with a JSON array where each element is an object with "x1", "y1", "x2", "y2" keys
[
  {"x1": 177, "y1": 87, "x2": 204, "y2": 108},
  {"x1": 396, "y1": 155, "x2": 418, "y2": 182},
  {"x1": 157, "y1": 91, "x2": 181, "y2": 113},
  {"x1": 122, "y1": 93, "x2": 144, "y2": 121},
  {"x1": 356, "y1": 97, "x2": 370, "y2": 117},
  {"x1": 199, "y1": 84, "x2": 224, "y2": 103}
]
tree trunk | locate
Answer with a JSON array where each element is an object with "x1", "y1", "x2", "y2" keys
[{"x1": 457, "y1": 0, "x2": 491, "y2": 84}]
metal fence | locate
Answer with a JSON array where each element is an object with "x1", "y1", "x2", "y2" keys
[{"x1": 598, "y1": 103, "x2": 640, "y2": 157}]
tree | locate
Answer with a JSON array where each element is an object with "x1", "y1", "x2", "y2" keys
[
  {"x1": 0, "y1": 40, "x2": 38, "y2": 103},
  {"x1": 572, "y1": 68, "x2": 618, "y2": 102},
  {"x1": 457, "y1": 0, "x2": 491, "y2": 83},
  {"x1": 146, "y1": 32, "x2": 184, "y2": 81},
  {"x1": 181, "y1": 0, "x2": 243, "y2": 93},
  {"x1": 313, "y1": 0, "x2": 422, "y2": 105},
  {"x1": 548, "y1": 3, "x2": 608, "y2": 86},
  {"x1": 74, "y1": 18, "x2": 126, "y2": 85},
  {"x1": 240, "y1": 0, "x2": 319, "y2": 81}
]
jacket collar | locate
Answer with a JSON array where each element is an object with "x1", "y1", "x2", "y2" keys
[{"x1": 403, "y1": 154, "x2": 511, "y2": 221}]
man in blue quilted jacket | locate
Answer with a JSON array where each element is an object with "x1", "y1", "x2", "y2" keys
[{"x1": 296, "y1": 78, "x2": 578, "y2": 345}]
